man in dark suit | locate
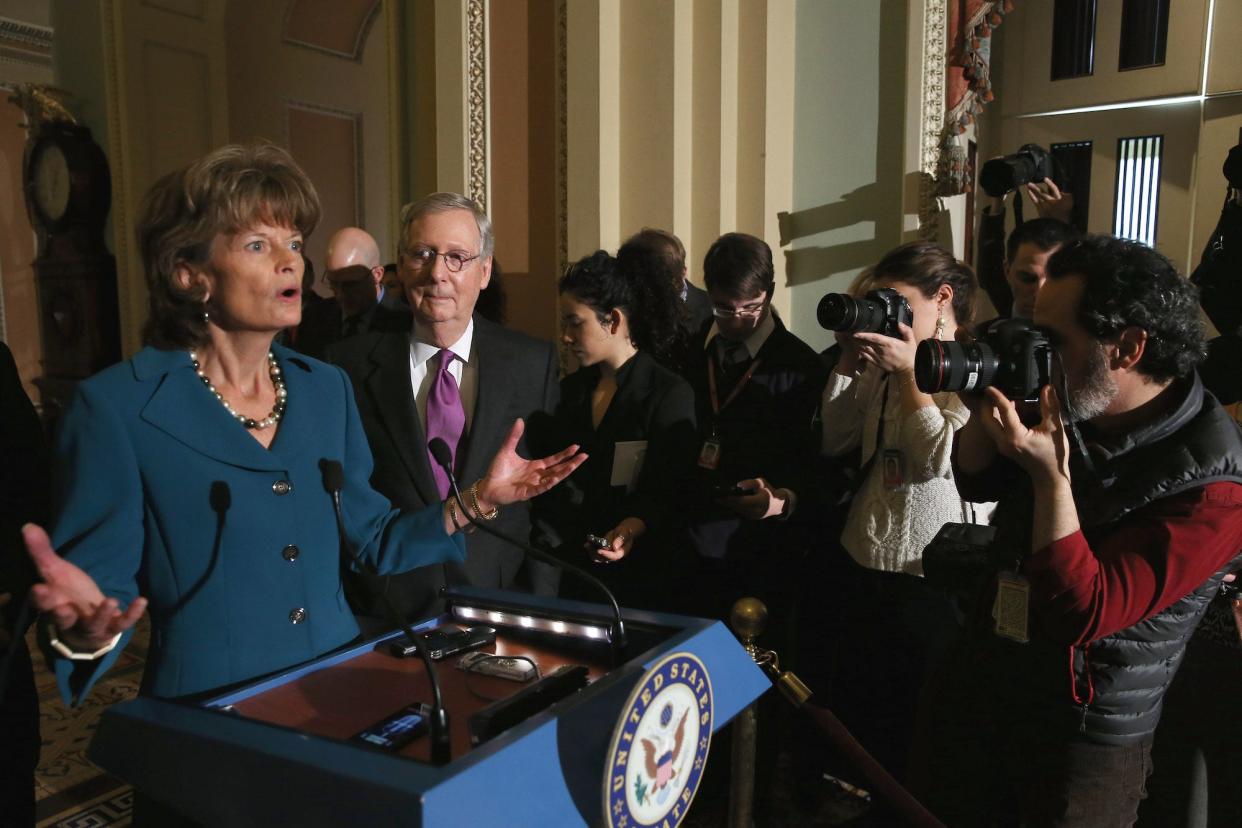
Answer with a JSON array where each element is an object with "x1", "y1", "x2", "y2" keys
[
  {"x1": 330, "y1": 193, "x2": 560, "y2": 625},
  {"x1": 294, "y1": 227, "x2": 407, "y2": 360}
]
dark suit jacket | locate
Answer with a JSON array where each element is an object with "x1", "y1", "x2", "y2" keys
[
  {"x1": 535, "y1": 352, "x2": 696, "y2": 605},
  {"x1": 683, "y1": 282, "x2": 714, "y2": 336},
  {"x1": 330, "y1": 311, "x2": 561, "y2": 621},
  {"x1": 684, "y1": 316, "x2": 828, "y2": 559}
]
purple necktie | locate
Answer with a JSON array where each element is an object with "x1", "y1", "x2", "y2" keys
[{"x1": 426, "y1": 349, "x2": 466, "y2": 499}]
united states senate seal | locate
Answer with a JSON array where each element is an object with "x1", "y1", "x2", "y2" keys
[{"x1": 604, "y1": 652, "x2": 713, "y2": 827}]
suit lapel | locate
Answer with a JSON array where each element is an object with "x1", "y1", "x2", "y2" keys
[
  {"x1": 459, "y1": 318, "x2": 510, "y2": 483},
  {"x1": 140, "y1": 352, "x2": 287, "y2": 472},
  {"x1": 365, "y1": 332, "x2": 439, "y2": 503}
]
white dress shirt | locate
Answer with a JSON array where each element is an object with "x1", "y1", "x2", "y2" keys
[{"x1": 409, "y1": 320, "x2": 478, "y2": 436}]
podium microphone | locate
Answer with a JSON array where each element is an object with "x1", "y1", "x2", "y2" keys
[
  {"x1": 319, "y1": 459, "x2": 452, "y2": 765},
  {"x1": 426, "y1": 437, "x2": 628, "y2": 658}
]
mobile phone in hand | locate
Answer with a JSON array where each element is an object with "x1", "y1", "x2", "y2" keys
[
  {"x1": 712, "y1": 483, "x2": 751, "y2": 498},
  {"x1": 586, "y1": 533, "x2": 612, "y2": 550}
]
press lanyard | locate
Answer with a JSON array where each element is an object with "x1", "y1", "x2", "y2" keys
[{"x1": 707, "y1": 354, "x2": 763, "y2": 419}]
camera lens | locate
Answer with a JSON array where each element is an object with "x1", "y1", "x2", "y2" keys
[
  {"x1": 914, "y1": 339, "x2": 999, "y2": 394},
  {"x1": 818, "y1": 293, "x2": 884, "y2": 333}
]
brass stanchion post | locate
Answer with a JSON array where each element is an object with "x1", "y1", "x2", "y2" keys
[{"x1": 728, "y1": 598, "x2": 766, "y2": 828}]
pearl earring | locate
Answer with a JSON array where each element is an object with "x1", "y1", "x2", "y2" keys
[{"x1": 934, "y1": 309, "x2": 946, "y2": 340}]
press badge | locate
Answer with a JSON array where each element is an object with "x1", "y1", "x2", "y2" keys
[
  {"x1": 881, "y1": 449, "x2": 905, "y2": 489},
  {"x1": 993, "y1": 572, "x2": 1030, "y2": 643},
  {"x1": 698, "y1": 438, "x2": 722, "y2": 470}
]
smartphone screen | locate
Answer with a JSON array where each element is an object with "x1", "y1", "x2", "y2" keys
[{"x1": 352, "y1": 704, "x2": 427, "y2": 751}]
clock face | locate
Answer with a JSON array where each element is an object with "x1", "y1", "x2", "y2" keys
[{"x1": 33, "y1": 143, "x2": 71, "y2": 222}]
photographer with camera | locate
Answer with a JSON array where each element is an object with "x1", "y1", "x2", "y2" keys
[
  {"x1": 916, "y1": 235, "x2": 1242, "y2": 827},
  {"x1": 817, "y1": 241, "x2": 989, "y2": 793},
  {"x1": 977, "y1": 144, "x2": 1078, "y2": 318}
]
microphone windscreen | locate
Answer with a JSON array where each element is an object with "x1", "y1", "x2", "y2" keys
[
  {"x1": 427, "y1": 438, "x2": 453, "y2": 470},
  {"x1": 319, "y1": 458, "x2": 346, "y2": 493},
  {"x1": 209, "y1": 481, "x2": 231, "y2": 512}
]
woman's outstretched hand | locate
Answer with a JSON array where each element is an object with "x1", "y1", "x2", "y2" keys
[
  {"x1": 24, "y1": 523, "x2": 147, "y2": 652},
  {"x1": 475, "y1": 419, "x2": 587, "y2": 511}
]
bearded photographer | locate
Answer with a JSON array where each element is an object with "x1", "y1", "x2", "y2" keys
[{"x1": 914, "y1": 235, "x2": 1242, "y2": 828}]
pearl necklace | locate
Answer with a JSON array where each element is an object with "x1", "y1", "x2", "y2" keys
[{"x1": 189, "y1": 350, "x2": 288, "y2": 430}]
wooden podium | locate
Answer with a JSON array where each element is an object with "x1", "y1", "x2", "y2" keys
[{"x1": 88, "y1": 587, "x2": 769, "y2": 825}]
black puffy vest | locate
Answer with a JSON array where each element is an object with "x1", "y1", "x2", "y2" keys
[{"x1": 989, "y1": 374, "x2": 1242, "y2": 745}]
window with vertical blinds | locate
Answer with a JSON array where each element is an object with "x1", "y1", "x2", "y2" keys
[
  {"x1": 1113, "y1": 136, "x2": 1163, "y2": 247},
  {"x1": 1051, "y1": 0, "x2": 1097, "y2": 80}
]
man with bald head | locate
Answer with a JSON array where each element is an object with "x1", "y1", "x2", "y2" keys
[
  {"x1": 325, "y1": 226, "x2": 387, "y2": 336},
  {"x1": 330, "y1": 193, "x2": 561, "y2": 625},
  {"x1": 291, "y1": 226, "x2": 403, "y2": 360}
]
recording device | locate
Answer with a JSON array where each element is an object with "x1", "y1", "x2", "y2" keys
[
  {"x1": 389, "y1": 625, "x2": 496, "y2": 660},
  {"x1": 319, "y1": 459, "x2": 451, "y2": 765},
  {"x1": 468, "y1": 664, "x2": 589, "y2": 746},
  {"x1": 818, "y1": 287, "x2": 913, "y2": 339},
  {"x1": 586, "y1": 534, "x2": 612, "y2": 550},
  {"x1": 914, "y1": 318, "x2": 1053, "y2": 402},
  {"x1": 980, "y1": 143, "x2": 1055, "y2": 197},
  {"x1": 352, "y1": 702, "x2": 429, "y2": 751},
  {"x1": 458, "y1": 651, "x2": 537, "y2": 682},
  {"x1": 427, "y1": 438, "x2": 628, "y2": 658},
  {"x1": 712, "y1": 483, "x2": 752, "y2": 498}
]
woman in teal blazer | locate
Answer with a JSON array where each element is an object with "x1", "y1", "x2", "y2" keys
[{"x1": 24, "y1": 144, "x2": 582, "y2": 707}]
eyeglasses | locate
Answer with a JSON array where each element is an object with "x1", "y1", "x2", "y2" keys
[
  {"x1": 403, "y1": 246, "x2": 480, "y2": 273},
  {"x1": 711, "y1": 301, "x2": 767, "y2": 319}
]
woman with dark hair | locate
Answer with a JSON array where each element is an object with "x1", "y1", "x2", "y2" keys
[
  {"x1": 23, "y1": 144, "x2": 583, "y2": 714},
  {"x1": 539, "y1": 250, "x2": 697, "y2": 608},
  {"x1": 818, "y1": 240, "x2": 990, "y2": 791}
]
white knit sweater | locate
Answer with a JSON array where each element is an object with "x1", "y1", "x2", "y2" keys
[{"x1": 821, "y1": 367, "x2": 992, "y2": 576}]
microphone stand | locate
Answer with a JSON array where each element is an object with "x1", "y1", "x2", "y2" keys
[
  {"x1": 426, "y1": 439, "x2": 628, "y2": 661},
  {"x1": 319, "y1": 460, "x2": 452, "y2": 766}
]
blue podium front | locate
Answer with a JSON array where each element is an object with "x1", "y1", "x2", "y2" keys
[{"x1": 88, "y1": 588, "x2": 769, "y2": 826}]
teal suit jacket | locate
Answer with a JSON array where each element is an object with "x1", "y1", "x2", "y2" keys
[{"x1": 49, "y1": 345, "x2": 464, "y2": 703}]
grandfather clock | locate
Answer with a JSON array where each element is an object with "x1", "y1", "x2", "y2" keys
[{"x1": 19, "y1": 94, "x2": 121, "y2": 421}]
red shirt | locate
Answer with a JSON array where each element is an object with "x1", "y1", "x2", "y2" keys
[{"x1": 1023, "y1": 481, "x2": 1242, "y2": 646}]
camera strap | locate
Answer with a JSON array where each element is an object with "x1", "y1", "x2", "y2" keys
[{"x1": 1052, "y1": 351, "x2": 1097, "y2": 479}]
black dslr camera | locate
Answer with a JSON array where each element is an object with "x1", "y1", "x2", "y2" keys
[
  {"x1": 914, "y1": 318, "x2": 1053, "y2": 402},
  {"x1": 818, "y1": 287, "x2": 913, "y2": 340},
  {"x1": 980, "y1": 143, "x2": 1055, "y2": 198}
]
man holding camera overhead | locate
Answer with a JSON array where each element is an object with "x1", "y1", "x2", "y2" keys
[{"x1": 916, "y1": 235, "x2": 1242, "y2": 827}]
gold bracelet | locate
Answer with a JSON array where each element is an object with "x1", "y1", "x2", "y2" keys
[
  {"x1": 468, "y1": 482, "x2": 500, "y2": 520},
  {"x1": 447, "y1": 496, "x2": 473, "y2": 533}
]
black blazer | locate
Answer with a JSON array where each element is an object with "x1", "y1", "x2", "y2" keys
[
  {"x1": 683, "y1": 315, "x2": 829, "y2": 562},
  {"x1": 683, "y1": 282, "x2": 714, "y2": 336},
  {"x1": 329, "y1": 310, "x2": 561, "y2": 621},
  {"x1": 536, "y1": 351, "x2": 697, "y2": 606}
]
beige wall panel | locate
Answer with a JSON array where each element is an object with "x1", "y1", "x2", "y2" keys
[
  {"x1": 287, "y1": 105, "x2": 359, "y2": 258},
  {"x1": 618, "y1": 0, "x2": 675, "y2": 237},
  {"x1": 999, "y1": 0, "x2": 1207, "y2": 117},
  {"x1": 1191, "y1": 97, "x2": 1242, "y2": 258},
  {"x1": 226, "y1": 1, "x2": 390, "y2": 270},
  {"x1": 1206, "y1": 0, "x2": 1242, "y2": 95},
  {"x1": 488, "y1": 0, "x2": 559, "y2": 341},
  {"x1": 566, "y1": 0, "x2": 604, "y2": 258},
  {"x1": 733, "y1": 0, "x2": 766, "y2": 236},
  {"x1": 284, "y1": 0, "x2": 378, "y2": 59},
  {"x1": 142, "y1": 0, "x2": 207, "y2": 18},
  {"x1": 689, "y1": 0, "x2": 722, "y2": 283},
  {"x1": 113, "y1": 1, "x2": 229, "y2": 355},
  {"x1": 1002, "y1": 104, "x2": 1200, "y2": 271},
  {"x1": 434, "y1": 0, "x2": 467, "y2": 195},
  {"x1": 764, "y1": 0, "x2": 795, "y2": 318},
  {"x1": 140, "y1": 43, "x2": 214, "y2": 180}
]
